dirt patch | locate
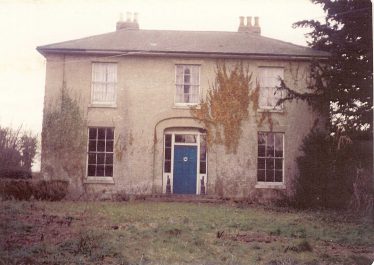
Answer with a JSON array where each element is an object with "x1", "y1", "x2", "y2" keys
[
  {"x1": 1, "y1": 208, "x2": 82, "y2": 250},
  {"x1": 220, "y1": 231, "x2": 282, "y2": 244}
]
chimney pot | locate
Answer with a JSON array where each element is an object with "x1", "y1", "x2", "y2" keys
[
  {"x1": 238, "y1": 16, "x2": 246, "y2": 32},
  {"x1": 246, "y1": 16, "x2": 252, "y2": 27},
  {"x1": 126, "y1": 12, "x2": 132, "y2": 22},
  {"x1": 133, "y1": 12, "x2": 138, "y2": 23},
  {"x1": 254, "y1": 16, "x2": 259, "y2": 27},
  {"x1": 119, "y1": 12, "x2": 124, "y2": 22},
  {"x1": 239, "y1": 16, "x2": 245, "y2": 26}
]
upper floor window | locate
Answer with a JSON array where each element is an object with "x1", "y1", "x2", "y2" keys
[
  {"x1": 258, "y1": 67, "x2": 284, "y2": 110},
  {"x1": 91, "y1": 63, "x2": 117, "y2": 105},
  {"x1": 175, "y1": 65, "x2": 200, "y2": 105}
]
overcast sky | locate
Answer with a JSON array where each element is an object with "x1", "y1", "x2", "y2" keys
[{"x1": 0, "y1": 0, "x2": 325, "y2": 170}]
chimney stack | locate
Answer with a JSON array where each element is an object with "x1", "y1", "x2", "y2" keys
[
  {"x1": 237, "y1": 15, "x2": 261, "y2": 35},
  {"x1": 238, "y1": 16, "x2": 246, "y2": 32},
  {"x1": 116, "y1": 11, "x2": 139, "y2": 30}
]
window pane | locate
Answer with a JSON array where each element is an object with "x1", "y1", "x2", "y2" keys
[
  {"x1": 258, "y1": 158, "x2": 265, "y2": 169},
  {"x1": 96, "y1": 165, "x2": 104, "y2": 176},
  {"x1": 266, "y1": 158, "x2": 274, "y2": 170},
  {"x1": 165, "y1": 147, "x2": 171, "y2": 160},
  {"x1": 258, "y1": 133, "x2": 266, "y2": 145},
  {"x1": 258, "y1": 145, "x2": 265, "y2": 157},
  {"x1": 89, "y1": 128, "x2": 97, "y2": 139},
  {"x1": 105, "y1": 153, "x2": 113, "y2": 164},
  {"x1": 184, "y1": 68, "x2": 191, "y2": 84},
  {"x1": 105, "y1": 166, "x2": 113, "y2": 177},
  {"x1": 165, "y1": 134, "x2": 172, "y2": 147},
  {"x1": 97, "y1": 153, "x2": 105, "y2": 164},
  {"x1": 88, "y1": 165, "x2": 96, "y2": 176},
  {"x1": 175, "y1": 134, "x2": 197, "y2": 143},
  {"x1": 275, "y1": 134, "x2": 283, "y2": 157},
  {"x1": 88, "y1": 154, "x2": 96, "y2": 164},
  {"x1": 164, "y1": 161, "x2": 171, "y2": 173},
  {"x1": 106, "y1": 141, "x2": 114, "y2": 152},
  {"x1": 266, "y1": 134, "x2": 274, "y2": 157},
  {"x1": 97, "y1": 140, "x2": 105, "y2": 152},
  {"x1": 275, "y1": 158, "x2": 283, "y2": 170},
  {"x1": 98, "y1": 128, "x2": 106, "y2": 139},
  {"x1": 200, "y1": 145, "x2": 206, "y2": 161},
  {"x1": 266, "y1": 169, "x2": 275, "y2": 182},
  {"x1": 106, "y1": 128, "x2": 114, "y2": 140},
  {"x1": 191, "y1": 66, "x2": 199, "y2": 85},
  {"x1": 275, "y1": 170, "x2": 283, "y2": 182},
  {"x1": 89, "y1": 140, "x2": 97, "y2": 152},
  {"x1": 176, "y1": 85, "x2": 184, "y2": 102},
  {"x1": 200, "y1": 162, "x2": 206, "y2": 174},
  {"x1": 257, "y1": 170, "x2": 265, "y2": 181}
]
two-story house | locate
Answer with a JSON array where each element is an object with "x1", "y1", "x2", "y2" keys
[{"x1": 37, "y1": 15, "x2": 329, "y2": 200}]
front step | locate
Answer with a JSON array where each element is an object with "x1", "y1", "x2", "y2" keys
[{"x1": 143, "y1": 194, "x2": 227, "y2": 203}]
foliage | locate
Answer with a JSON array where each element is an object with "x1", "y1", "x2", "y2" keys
[
  {"x1": 348, "y1": 157, "x2": 374, "y2": 217},
  {"x1": 191, "y1": 63, "x2": 252, "y2": 153},
  {"x1": 0, "y1": 179, "x2": 68, "y2": 201},
  {"x1": 0, "y1": 126, "x2": 37, "y2": 178},
  {"x1": 280, "y1": 0, "x2": 373, "y2": 135},
  {"x1": 292, "y1": 129, "x2": 373, "y2": 209},
  {"x1": 42, "y1": 88, "x2": 86, "y2": 177},
  {"x1": 33, "y1": 180, "x2": 69, "y2": 201}
]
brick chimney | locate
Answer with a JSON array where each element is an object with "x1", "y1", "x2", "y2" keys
[
  {"x1": 237, "y1": 16, "x2": 261, "y2": 35},
  {"x1": 116, "y1": 12, "x2": 139, "y2": 30}
]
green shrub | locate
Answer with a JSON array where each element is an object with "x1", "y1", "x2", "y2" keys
[
  {"x1": 0, "y1": 180, "x2": 33, "y2": 200},
  {"x1": 293, "y1": 130, "x2": 358, "y2": 209},
  {"x1": 0, "y1": 179, "x2": 68, "y2": 201},
  {"x1": 33, "y1": 180, "x2": 68, "y2": 201}
]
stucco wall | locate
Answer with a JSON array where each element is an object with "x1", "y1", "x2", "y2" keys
[{"x1": 41, "y1": 54, "x2": 324, "y2": 200}]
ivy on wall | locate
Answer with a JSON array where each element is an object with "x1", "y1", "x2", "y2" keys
[
  {"x1": 42, "y1": 88, "x2": 87, "y2": 177},
  {"x1": 191, "y1": 63, "x2": 252, "y2": 153}
]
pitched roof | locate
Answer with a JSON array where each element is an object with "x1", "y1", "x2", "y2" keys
[{"x1": 37, "y1": 29, "x2": 329, "y2": 59}]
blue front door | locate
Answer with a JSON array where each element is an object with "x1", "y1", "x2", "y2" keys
[{"x1": 173, "y1": 146, "x2": 197, "y2": 194}]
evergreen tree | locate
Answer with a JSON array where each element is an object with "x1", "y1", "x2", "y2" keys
[{"x1": 283, "y1": 0, "x2": 372, "y2": 136}]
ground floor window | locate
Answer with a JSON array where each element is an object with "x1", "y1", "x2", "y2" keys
[
  {"x1": 87, "y1": 127, "x2": 114, "y2": 177},
  {"x1": 257, "y1": 132, "x2": 284, "y2": 183}
]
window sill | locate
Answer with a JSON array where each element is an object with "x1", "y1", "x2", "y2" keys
[
  {"x1": 88, "y1": 104, "x2": 117, "y2": 109},
  {"x1": 173, "y1": 104, "x2": 200, "y2": 110},
  {"x1": 255, "y1": 183, "x2": 286, "y2": 189},
  {"x1": 84, "y1": 177, "x2": 115, "y2": 184},
  {"x1": 257, "y1": 108, "x2": 284, "y2": 113}
]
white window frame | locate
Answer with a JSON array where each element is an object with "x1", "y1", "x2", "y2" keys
[
  {"x1": 91, "y1": 62, "x2": 117, "y2": 106},
  {"x1": 258, "y1": 67, "x2": 284, "y2": 110},
  {"x1": 85, "y1": 127, "x2": 115, "y2": 183},
  {"x1": 256, "y1": 132, "x2": 285, "y2": 188},
  {"x1": 174, "y1": 64, "x2": 201, "y2": 107}
]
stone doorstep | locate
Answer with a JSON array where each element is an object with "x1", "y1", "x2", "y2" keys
[{"x1": 137, "y1": 194, "x2": 229, "y2": 203}]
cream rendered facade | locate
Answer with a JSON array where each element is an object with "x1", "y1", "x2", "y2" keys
[{"x1": 41, "y1": 52, "x2": 321, "y2": 200}]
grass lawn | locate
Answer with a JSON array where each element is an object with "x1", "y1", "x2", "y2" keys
[{"x1": 0, "y1": 200, "x2": 373, "y2": 265}]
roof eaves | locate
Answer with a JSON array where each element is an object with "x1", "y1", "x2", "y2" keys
[{"x1": 37, "y1": 47, "x2": 330, "y2": 61}]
